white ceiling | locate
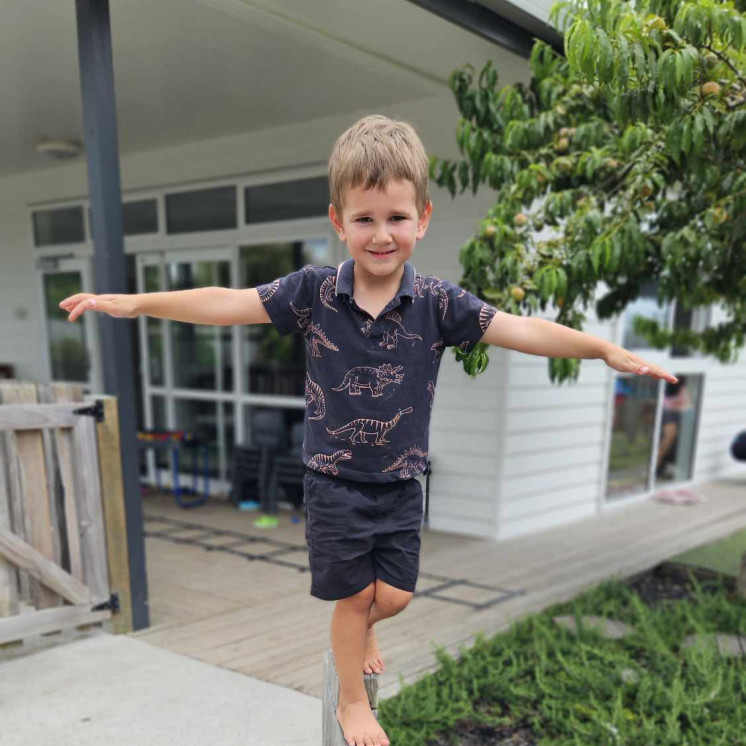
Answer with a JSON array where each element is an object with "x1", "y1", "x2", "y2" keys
[{"x1": 0, "y1": 0, "x2": 531, "y2": 178}]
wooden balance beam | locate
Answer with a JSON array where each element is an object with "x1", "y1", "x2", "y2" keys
[{"x1": 322, "y1": 650, "x2": 379, "y2": 745}]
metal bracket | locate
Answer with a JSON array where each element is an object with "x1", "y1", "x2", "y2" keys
[
  {"x1": 73, "y1": 399, "x2": 105, "y2": 423},
  {"x1": 91, "y1": 592, "x2": 120, "y2": 614}
]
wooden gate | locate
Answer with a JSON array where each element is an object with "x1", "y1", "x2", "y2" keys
[{"x1": 0, "y1": 382, "x2": 132, "y2": 646}]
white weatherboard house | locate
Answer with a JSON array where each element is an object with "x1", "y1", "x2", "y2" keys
[{"x1": 1, "y1": 0, "x2": 744, "y2": 546}]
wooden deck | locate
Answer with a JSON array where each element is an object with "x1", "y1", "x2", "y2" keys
[{"x1": 131, "y1": 476, "x2": 746, "y2": 700}]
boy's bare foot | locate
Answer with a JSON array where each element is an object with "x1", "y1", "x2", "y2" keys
[
  {"x1": 364, "y1": 627, "x2": 384, "y2": 675},
  {"x1": 337, "y1": 700, "x2": 390, "y2": 746}
]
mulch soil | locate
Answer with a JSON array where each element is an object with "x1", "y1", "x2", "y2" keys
[{"x1": 427, "y1": 561, "x2": 733, "y2": 746}]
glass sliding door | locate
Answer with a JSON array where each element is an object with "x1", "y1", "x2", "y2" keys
[
  {"x1": 137, "y1": 249, "x2": 235, "y2": 489},
  {"x1": 239, "y1": 238, "x2": 332, "y2": 450},
  {"x1": 168, "y1": 258, "x2": 233, "y2": 392},
  {"x1": 240, "y1": 239, "x2": 330, "y2": 397},
  {"x1": 38, "y1": 257, "x2": 101, "y2": 391},
  {"x1": 606, "y1": 374, "x2": 660, "y2": 500},
  {"x1": 606, "y1": 372, "x2": 704, "y2": 500}
]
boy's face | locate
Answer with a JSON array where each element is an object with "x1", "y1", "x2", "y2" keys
[{"x1": 329, "y1": 179, "x2": 432, "y2": 284}]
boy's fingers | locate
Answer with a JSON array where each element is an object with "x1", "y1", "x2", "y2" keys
[
  {"x1": 60, "y1": 293, "x2": 90, "y2": 308},
  {"x1": 69, "y1": 298, "x2": 99, "y2": 321}
]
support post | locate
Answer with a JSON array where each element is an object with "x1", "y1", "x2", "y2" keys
[{"x1": 75, "y1": 0, "x2": 148, "y2": 629}]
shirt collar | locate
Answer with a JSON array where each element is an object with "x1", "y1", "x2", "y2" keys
[{"x1": 335, "y1": 258, "x2": 415, "y2": 302}]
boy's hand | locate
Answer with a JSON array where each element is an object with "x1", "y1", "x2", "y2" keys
[
  {"x1": 59, "y1": 293, "x2": 139, "y2": 322},
  {"x1": 602, "y1": 344, "x2": 678, "y2": 383}
]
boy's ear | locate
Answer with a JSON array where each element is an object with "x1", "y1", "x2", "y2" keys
[
  {"x1": 416, "y1": 201, "x2": 433, "y2": 240},
  {"x1": 329, "y1": 203, "x2": 346, "y2": 241}
]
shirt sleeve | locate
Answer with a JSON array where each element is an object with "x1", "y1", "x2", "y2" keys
[
  {"x1": 255, "y1": 265, "x2": 315, "y2": 336},
  {"x1": 437, "y1": 279, "x2": 498, "y2": 354}
]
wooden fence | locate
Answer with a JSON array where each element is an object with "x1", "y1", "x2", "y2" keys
[{"x1": 0, "y1": 381, "x2": 132, "y2": 647}]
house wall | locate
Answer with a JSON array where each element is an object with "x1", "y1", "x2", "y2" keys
[
  {"x1": 496, "y1": 299, "x2": 746, "y2": 541},
  {"x1": 0, "y1": 93, "x2": 506, "y2": 538}
]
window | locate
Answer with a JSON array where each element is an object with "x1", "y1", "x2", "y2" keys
[
  {"x1": 166, "y1": 186, "x2": 236, "y2": 233},
  {"x1": 33, "y1": 206, "x2": 85, "y2": 246},
  {"x1": 244, "y1": 177, "x2": 328, "y2": 224},
  {"x1": 123, "y1": 199, "x2": 158, "y2": 235},
  {"x1": 607, "y1": 373, "x2": 703, "y2": 499}
]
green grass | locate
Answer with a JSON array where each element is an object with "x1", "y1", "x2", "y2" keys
[
  {"x1": 379, "y1": 574, "x2": 746, "y2": 746},
  {"x1": 669, "y1": 529, "x2": 746, "y2": 578}
]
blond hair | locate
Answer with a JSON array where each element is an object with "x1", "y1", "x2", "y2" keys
[{"x1": 328, "y1": 115, "x2": 430, "y2": 219}]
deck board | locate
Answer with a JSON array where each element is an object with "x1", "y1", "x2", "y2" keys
[{"x1": 132, "y1": 477, "x2": 746, "y2": 699}]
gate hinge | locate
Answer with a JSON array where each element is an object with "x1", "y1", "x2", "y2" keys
[
  {"x1": 73, "y1": 399, "x2": 105, "y2": 423},
  {"x1": 91, "y1": 592, "x2": 120, "y2": 614}
]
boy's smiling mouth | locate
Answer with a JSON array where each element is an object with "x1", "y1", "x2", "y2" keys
[{"x1": 367, "y1": 248, "x2": 397, "y2": 257}]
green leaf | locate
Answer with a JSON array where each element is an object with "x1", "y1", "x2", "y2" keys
[
  {"x1": 616, "y1": 33, "x2": 630, "y2": 90},
  {"x1": 597, "y1": 28, "x2": 614, "y2": 84},
  {"x1": 632, "y1": 41, "x2": 647, "y2": 83}
]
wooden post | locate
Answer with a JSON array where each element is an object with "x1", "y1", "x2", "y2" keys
[
  {"x1": 322, "y1": 649, "x2": 378, "y2": 745},
  {"x1": 90, "y1": 396, "x2": 133, "y2": 634},
  {"x1": 738, "y1": 551, "x2": 746, "y2": 600}
]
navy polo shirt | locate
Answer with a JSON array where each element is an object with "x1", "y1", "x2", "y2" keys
[{"x1": 256, "y1": 258, "x2": 498, "y2": 483}]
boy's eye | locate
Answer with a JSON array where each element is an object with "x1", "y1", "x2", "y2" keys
[{"x1": 355, "y1": 216, "x2": 407, "y2": 223}]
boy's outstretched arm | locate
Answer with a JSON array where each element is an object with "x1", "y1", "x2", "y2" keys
[
  {"x1": 481, "y1": 312, "x2": 678, "y2": 383},
  {"x1": 59, "y1": 287, "x2": 271, "y2": 327}
]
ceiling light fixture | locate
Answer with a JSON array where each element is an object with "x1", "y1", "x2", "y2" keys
[{"x1": 36, "y1": 139, "x2": 84, "y2": 160}]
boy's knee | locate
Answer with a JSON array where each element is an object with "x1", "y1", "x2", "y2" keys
[
  {"x1": 338, "y1": 582, "x2": 376, "y2": 611},
  {"x1": 374, "y1": 581, "x2": 413, "y2": 616}
]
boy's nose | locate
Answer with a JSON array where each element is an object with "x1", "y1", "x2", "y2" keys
[{"x1": 372, "y1": 226, "x2": 392, "y2": 244}]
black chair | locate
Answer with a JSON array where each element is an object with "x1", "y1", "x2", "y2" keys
[
  {"x1": 229, "y1": 410, "x2": 287, "y2": 510},
  {"x1": 266, "y1": 422, "x2": 305, "y2": 513}
]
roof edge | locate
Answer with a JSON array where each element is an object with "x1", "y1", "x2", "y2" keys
[{"x1": 404, "y1": 0, "x2": 564, "y2": 59}]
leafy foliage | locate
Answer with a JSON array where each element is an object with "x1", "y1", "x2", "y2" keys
[
  {"x1": 432, "y1": 0, "x2": 746, "y2": 383},
  {"x1": 379, "y1": 574, "x2": 746, "y2": 745}
]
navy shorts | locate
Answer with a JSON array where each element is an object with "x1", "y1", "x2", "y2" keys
[{"x1": 302, "y1": 467, "x2": 424, "y2": 601}]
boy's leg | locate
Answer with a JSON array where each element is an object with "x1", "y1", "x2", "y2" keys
[
  {"x1": 331, "y1": 582, "x2": 390, "y2": 746},
  {"x1": 364, "y1": 580, "x2": 414, "y2": 674}
]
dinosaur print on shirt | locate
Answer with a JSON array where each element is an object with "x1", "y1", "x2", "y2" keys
[
  {"x1": 257, "y1": 279, "x2": 280, "y2": 302},
  {"x1": 479, "y1": 304, "x2": 495, "y2": 332},
  {"x1": 413, "y1": 276, "x2": 448, "y2": 320},
  {"x1": 291, "y1": 303, "x2": 339, "y2": 357},
  {"x1": 382, "y1": 446, "x2": 428, "y2": 479},
  {"x1": 307, "y1": 450, "x2": 352, "y2": 475},
  {"x1": 332, "y1": 363, "x2": 404, "y2": 397},
  {"x1": 326, "y1": 407, "x2": 413, "y2": 446},
  {"x1": 431, "y1": 338, "x2": 445, "y2": 364},
  {"x1": 305, "y1": 373, "x2": 326, "y2": 420},
  {"x1": 320, "y1": 275, "x2": 338, "y2": 313},
  {"x1": 379, "y1": 311, "x2": 422, "y2": 350}
]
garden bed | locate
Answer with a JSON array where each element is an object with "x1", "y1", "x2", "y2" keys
[{"x1": 381, "y1": 562, "x2": 746, "y2": 746}]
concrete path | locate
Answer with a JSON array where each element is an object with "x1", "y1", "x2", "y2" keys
[{"x1": 0, "y1": 632, "x2": 322, "y2": 746}]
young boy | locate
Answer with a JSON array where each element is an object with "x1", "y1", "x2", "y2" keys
[{"x1": 61, "y1": 115, "x2": 676, "y2": 746}]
